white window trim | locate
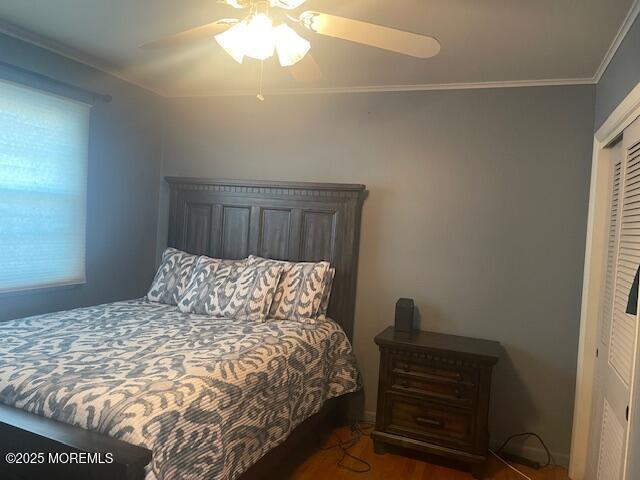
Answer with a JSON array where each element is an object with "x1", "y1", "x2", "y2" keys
[{"x1": 570, "y1": 79, "x2": 640, "y2": 479}]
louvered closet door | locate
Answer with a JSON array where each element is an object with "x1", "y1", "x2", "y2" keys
[
  {"x1": 586, "y1": 140, "x2": 623, "y2": 479},
  {"x1": 591, "y1": 116, "x2": 640, "y2": 480}
]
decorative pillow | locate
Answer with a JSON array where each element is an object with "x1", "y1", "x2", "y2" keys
[
  {"x1": 178, "y1": 256, "x2": 283, "y2": 321},
  {"x1": 147, "y1": 248, "x2": 198, "y2": 305},
  {"x1": 316, "y1": 267, "x2": 335, "y2": 321},
  {"x1": 248, "y1": 255, "x2": 330, "y2": 321}
]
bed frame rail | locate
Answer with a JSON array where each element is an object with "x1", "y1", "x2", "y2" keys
[{"x1": 0, "y1": 404, "x2": 151, "y2": 480}]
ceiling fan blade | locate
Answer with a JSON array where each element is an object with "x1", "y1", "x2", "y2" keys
[
  {"x1": 299, "y1": 11, "x2": 440, "y2": 59},
  {"x1": 140, "y1": 19, "x2": 239, "y2": 49},
  {"x1": 288, "y1": 53, "x2": 322, "y2": 83}
]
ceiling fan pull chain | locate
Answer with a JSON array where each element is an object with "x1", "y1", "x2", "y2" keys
[{"x1": 257, "y1": 59, "x2": 265, "y2": 101}]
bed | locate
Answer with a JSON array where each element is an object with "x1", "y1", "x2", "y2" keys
[{"x1": 0, "y1": 178, "x2": 367, "y2": 480}]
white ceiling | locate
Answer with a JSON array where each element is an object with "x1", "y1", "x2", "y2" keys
[{"x1": 0, "y1": 0, "x2": 636, "y2": 97}]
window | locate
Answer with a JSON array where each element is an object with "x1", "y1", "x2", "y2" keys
[{"x1": 0, "y1": 79, "x2": 89, "y2": 293}]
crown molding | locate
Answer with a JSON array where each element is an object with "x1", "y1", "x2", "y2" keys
[
  {"x1": 168, "y1": 77, "x2": 596, "y2": 98},
  {"x1": 593, "y1": 0, "x2": 640, "y2": 83}
]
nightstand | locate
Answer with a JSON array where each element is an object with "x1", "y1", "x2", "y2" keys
[{"x1": 372, "y1": 326, "x2": 501, "y2": 479}]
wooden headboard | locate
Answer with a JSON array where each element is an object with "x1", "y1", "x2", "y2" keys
[{"x1": 165, "y1": 177, "x2": 367, "y2": 340}]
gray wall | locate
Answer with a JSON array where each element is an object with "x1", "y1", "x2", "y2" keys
[
  {"x1": 595, "y1": 14, "x2": 640, "y2": 129},
  {"x1": 158, "y1": 85, "x2": 595, "y2": 460},
  {"x1": 0, "y1": 33, "x2": 163, "y2": 321}
]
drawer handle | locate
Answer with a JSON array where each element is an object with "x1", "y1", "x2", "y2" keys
[
  {"x1": 397, "y1": 362, "x2": 410, "y2": 372},
  {"x1": 399, "y1": 379, "x2": 409, "y2": 388},
  {"x1": 415, "y1": 416, "x2": 445, "y2": 429}
]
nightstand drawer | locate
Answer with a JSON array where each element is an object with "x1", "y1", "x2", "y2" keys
[
  {"x1": 391, "y1": 355, "x2": 478, "y2": 387},
  {"x1": 385, "y1": 392, "x2": 473, "y2": 447},
  {"x1": 391, "y1": 371, "x2": 476, "y2": 406}
]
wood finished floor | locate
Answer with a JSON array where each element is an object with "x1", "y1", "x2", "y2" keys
[{"x1": 289, "y1": 427, "x2": 569, "y2": 480}]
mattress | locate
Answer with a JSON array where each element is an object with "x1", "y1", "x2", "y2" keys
[{"x1": 0, "y1": 299, "x2": 361, "y2": 479}]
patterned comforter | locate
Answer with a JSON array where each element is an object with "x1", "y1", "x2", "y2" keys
[{"x1": 0, "y1": 299, "x2": 361, "y2": 479}]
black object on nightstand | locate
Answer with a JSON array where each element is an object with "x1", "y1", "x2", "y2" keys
[
  {"x1": 372, "y1": 326, "x2": 501, "y2": 479},
  {"x1": 394, "y1": 298, "x2": 415, "y2": 332}
]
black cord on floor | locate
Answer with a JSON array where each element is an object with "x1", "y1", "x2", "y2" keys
[
  {"x1": 496, "y1": 432, "x2": 556, "y2": 468},
  {"x1": 321, "y1": 423, "x2": 373, "y2": 473},
  {"x1": 324, "y1": 426, "x2": 555, "y2": 474}
]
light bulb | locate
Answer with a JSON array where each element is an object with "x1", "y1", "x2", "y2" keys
[
  {"x1": 274, "y1": 24, "x2": 310, "y2": 67},
  {"x1": 243, "y1": 13, "x2": 275, "y2": 61}
]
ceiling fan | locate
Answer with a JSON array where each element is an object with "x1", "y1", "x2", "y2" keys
[{"x1": 141, "y1": 0, "x2": 440, "y2": 95}]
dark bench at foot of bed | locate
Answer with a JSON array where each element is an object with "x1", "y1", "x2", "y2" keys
[
  {"x1": 1, "y1": 393, "x2": 361, "y2": 480},
  {"x1": 0, "y1": 403, "x2": 152, "y2": 480}
]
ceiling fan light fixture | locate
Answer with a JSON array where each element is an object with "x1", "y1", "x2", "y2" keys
[
  {"x1": 224, "y1": 0, "x2": 246, "y2": 8},
  {"x1": 215, "y1": 21, "x2": 248, "y2": 63},
  {"x1": 274, "y1": 24, "x2": 310, "y2": 67},
  {"x1": 215, "y1": 12, "x2": 276, "y2": 63},
  {"x1": 299, "y1": 11, "x2": 322, "y2": 33},
  {"x1": 243, "y1": 13, "x2": 275, "y2": 60},
  {"x1": 270, "y1": 0, "x2": 308, "y2": 9}
]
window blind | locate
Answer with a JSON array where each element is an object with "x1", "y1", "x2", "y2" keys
[{"x1": 0, "y1": 79, "x2": 89, "y2": 293}]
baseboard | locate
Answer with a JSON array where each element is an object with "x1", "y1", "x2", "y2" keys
[
  {"x1": 360, "y1": 410, "x2": 569, "y2": 468},
  {"x1": 362, "y1": 410, "x2": 376, "y2": 424},
  {"x1": 491, "y1": 441, "x2": 570, "y2": 469}
]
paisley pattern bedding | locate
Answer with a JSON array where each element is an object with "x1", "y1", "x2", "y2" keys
[
  {"x1": 0, "y1": 299, "x2": 361, "y2": 480},
  {"x1": 317, "y1": 267, "x2": 335, "y2": 321},
  {"x1": 147, "y1": 248, "x2": 199, "y2": 305},
  {"x1": 178, "y1": 256, "x2": 282, "y2": 321},
  {"x1": 248, "y1": 255, "x2": 330, "y2": 322}
]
